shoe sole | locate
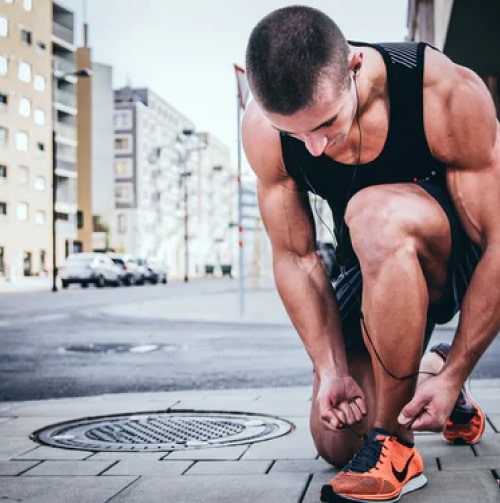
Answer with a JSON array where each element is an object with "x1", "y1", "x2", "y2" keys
[
  {"x1": 443, "y1": 389, "x2": 485, "y2": 445},
  {"x1": 320, "y1": 473, "x2": 428, "y2": 502}
]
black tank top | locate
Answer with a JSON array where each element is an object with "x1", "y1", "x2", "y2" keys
[{"x1": 280, "y1": 41, "x2": 446, "y2": 266}]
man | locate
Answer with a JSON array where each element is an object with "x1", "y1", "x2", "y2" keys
[{"x1": 242, "y1": 5, "x2": 499, "y2": 503}]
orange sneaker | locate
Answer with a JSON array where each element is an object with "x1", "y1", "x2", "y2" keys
[
  {"x1": 430, "y1": 343, "x2": 485, "y2": 445},
  {"x1": 321, "y1": 428, "x2": 427, "y2": 502}
]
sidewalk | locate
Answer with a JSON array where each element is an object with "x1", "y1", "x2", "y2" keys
[{"x1": 0, "y1": 278, "x2": 499, "y2": 502}]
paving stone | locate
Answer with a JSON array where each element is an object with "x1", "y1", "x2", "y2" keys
[
  {"x1": 270, "y1": 458, "x2": 333, "y2": 474},
  {"x1": 0, "y1": 460, "x2": 40, "y2": 475},
  {"x1": 164, "y1": 444, "x2": 248, "y2": 460},
  {"x1": 88, "y1": 451, "x2": 164, "y2": 461},
  {"x1": 184, "y1": 460, "x2": 271, "y2": 475},
  {"x1": 241, "y1": 417, "x2": 317, "y2": 460},
  {"x1": 473, "y1": 432, "x2": 500, "y2": 456},
  {"x1": 0, "y1": 436, "x2": 43, "y2": 460},
  {"x1": 488, "y1": 414, "x2": 500, "y2": 432},
  {"x1": 103, "y1": 459, "x2": 192, "y2": 476},
  {"x1": 302, "y1": 472, "x2": 334, "y2": 503},
  {"x1": 14, "y1": 445, "x2": 92, "y2": 461},
  {"x1": 111, "y1": 473, "x2": 309, "y2": 503},
  {"x1": 407, "y1": 470, "x2": 499, "y2": 502},
  {"x1": 0, "y1": 475, "x2": 138, "y2": 503},
  {"x1": 22, "y1": 460, "x2": 115, "y2": 476},
  {"x1": 439, "y1": 454, "x2": 500, "y2": 470}
]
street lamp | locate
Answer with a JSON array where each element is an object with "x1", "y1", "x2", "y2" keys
[
  {"x1": 51, "y1": 67, "x2": 92, "y2": 292},
  {"x1": 176, "y1": 130, "x2": 205, "y2": 283}
]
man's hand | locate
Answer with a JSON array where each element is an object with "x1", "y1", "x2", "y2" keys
[
  {"x1": 316, "y1": 375, "x2": 367, "y2": 431},
  {"x1": 398, "y1": 373, "x2": 461, "y2": 431}
]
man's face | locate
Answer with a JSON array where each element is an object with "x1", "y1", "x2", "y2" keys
[{"x1": 263, "y1": 78, "x2": 356, "y2": 157}]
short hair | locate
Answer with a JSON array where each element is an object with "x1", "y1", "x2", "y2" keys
[{"x1": 246, "y1": 6, "x2": 350, "y2": 115}]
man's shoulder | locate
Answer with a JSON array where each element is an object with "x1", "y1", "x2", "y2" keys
[{"x1": 242, "y1": 101, "x2": 287, "y2": 183}]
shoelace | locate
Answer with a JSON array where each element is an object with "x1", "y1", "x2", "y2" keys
[{"x1": 344, "y1": 434, "x2": 385, "y2": 473}]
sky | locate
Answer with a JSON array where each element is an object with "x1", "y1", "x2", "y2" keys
[{"x1": 59, "y1": 0, "x2": 408, "y2": 166}]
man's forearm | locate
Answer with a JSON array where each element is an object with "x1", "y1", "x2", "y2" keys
[{"x1": 273, "y1": 252, "x2": 348, "y2": 378}]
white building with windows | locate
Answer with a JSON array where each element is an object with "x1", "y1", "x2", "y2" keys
[
  {"x1": 0, "y1": 0, "x2": 52, "y2": 279},
  {"x1": 110, "y1": 86, "x2": 236, "y2": 279}
]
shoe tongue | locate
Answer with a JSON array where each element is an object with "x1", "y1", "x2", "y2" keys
[{"x1": 369, "y1": 427, "x2": 391, "y2": 441}]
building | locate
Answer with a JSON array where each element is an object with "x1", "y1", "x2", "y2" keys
[
  {"x1": 407, "y1": 0, "x2": 499, "y2": 113},
  {"x1": 87, "y1": 61, "x2": 114, "y2": 252},
  {"x1": 111, "y1": 86, "x2": 196, "y2": 272},
  {"x1": 0, "y1": 0, "x2": 51, "y2": 279},
  {"x1": 52, "y1": 1, "x2": 81, "y2": 262}
]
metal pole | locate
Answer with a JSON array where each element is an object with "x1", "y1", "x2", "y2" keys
[
  {"x1": 51, "y1": 75, "x2": 58, "y2": 292},
  {"x1": 237, "y1": 98, "x2": 244, "y2": 315},
  {"x1": 183, "y1": 171, "x2": 189, "y2": 283}
]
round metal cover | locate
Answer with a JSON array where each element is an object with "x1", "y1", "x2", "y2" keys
[{"x1": 32, "y1": 410, "x2": 294, "y2": 452}]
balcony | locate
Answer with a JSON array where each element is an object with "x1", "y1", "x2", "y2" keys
[{"x1": 52, "y1": 21, "x2": 73, "y2": 45}]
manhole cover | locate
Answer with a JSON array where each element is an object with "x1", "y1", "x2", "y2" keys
[
  {"x1": 60, "y1": 343, "x2": 172, "y2": 354},
  {"x1": 31, "y1": 410, "x2": 294, "y2": 452}
]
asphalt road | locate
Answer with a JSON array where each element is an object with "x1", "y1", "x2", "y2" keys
[
  {"x1": 0, "y1": 280, "x2": 311, "y2": 401},
  {"x1": 0, "y1": 279, "x2": 498, "y2": 402}
]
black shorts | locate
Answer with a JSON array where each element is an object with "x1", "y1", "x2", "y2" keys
[{"x1": 334, "y1": 179, "x2": 482, "y2": 351}]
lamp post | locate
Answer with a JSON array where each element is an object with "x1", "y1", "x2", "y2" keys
[
  {"x1": 176, "y1": 129, "x2": 206, "y2": 283},
  {"x1": 180, "y1": 170, "x2": 192, "y2": 282},
  {"x1": 51, "y1": 67, "x2": 92, "y2": 292}
]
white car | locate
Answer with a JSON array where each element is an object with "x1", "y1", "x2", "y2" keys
[{"x1": 58, "y1": 252, "x2": 121, "y2": 289}]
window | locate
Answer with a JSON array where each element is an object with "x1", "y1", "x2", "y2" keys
[
  {"x1": 114, "y1": 134, "x2": 132, "y2": 153},
  {"x1": 33, "y1": 74, "x2": 45, "y2": 91},
  {"x1": 23, "y1": 0, "x2": 32, "y2": 11},
  {"x1": 15, "y1": 131, "x2": 28, "y2": 151},
  {"x1": 114, "y1": 110, "x2": 132, "y2": 129},
  {"x1": 18, "y1": 60, "x2": 31, "y2": 83},
  {"x1": 114, "y1": 158, "x2": 132, "y2": 177},
  {"x1": 35, "y1": 210, "x2": 45, "y2": 225},
  {"x1": 0, "y1": 54, "x2": 7, "y2": 76},
  {"x1": 34, "y1": 108, "x2": 45, "y2": 125},
  {"x1": 0, "y1": 17, "x2": 8, "y2": 37},
  {"x1": 4, "y1": 0, "x2": 14, "y2": 4},
  {"x1": 115, "y1": 183, "x2": 133, "y2": 203},
  {"x1": 117, "y1": 213, "x2": 127, "y2": 234},
  {"x1": 21, "y1": 27, "x2": 31, "y2": 45},
  {"x1": 18, "y1": 96, "x2": 31, "y2": 117},
  {"x1": 0, "y1": 201, "x2": 6, "y2": 215},
  {"x1": 0, "y1": 92, "x2": 7, "y2": 109},
  {"x1": 36, "y1": 142, "x2": 45, "y2": 154},
  {"x1": 16, "y1": 202, "x2": 28, "y2": 221},
  {"x1": 0, "y1": 164, "x2": 6, "y2": 180},
  {"x1": 34, "y1": 175, "x2": 45, "y2": 191},
  {"x1": 0, "y1": 126, "x2": 7, "y2": 147},
  {"x1": 18, "y1": 165, "x2": 28, "y2": 184},
  {"x1": 0, "y1": 246, "x2": 4, "y2": 275}
]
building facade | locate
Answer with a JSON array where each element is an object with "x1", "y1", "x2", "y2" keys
[
  {"x1": 0, "y1": 0, "x2": 52, "y2": 279},
  {"x1": 110, "y1": 86, "x2": 238, "y2": 279},
  {"x1": 52, "y1": 1, "x2": 80, "y2": 261}
]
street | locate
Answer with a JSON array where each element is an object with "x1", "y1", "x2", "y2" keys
[{"x1": 0, "y1": 278, "x2": 499, "y2": 402}]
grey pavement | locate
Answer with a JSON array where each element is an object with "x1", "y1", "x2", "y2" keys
[{"x1": 0, "y1": 275, "x2": 499, "y2": 502}]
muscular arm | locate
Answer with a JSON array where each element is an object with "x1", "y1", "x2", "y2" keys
[
  {"x1": 242, "y1": 102, "x2": 366, "y2": 428},
  {"x1": 401, "y1": 49, "x2": 500, "y2": 429},
  {"x1": 242, "y1": 101, "x2": 347, "y2": 378}
]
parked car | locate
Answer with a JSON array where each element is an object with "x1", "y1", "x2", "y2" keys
[
  {"x1": 58, "y1": 252, "x2": 121, "y2": 289},
  {"x1": 137, "y1": 258, "x2": 168, "y2": 285},
  {"x1": 109, "y1": 255, "x2": 145, "y2": 286},
  {"x1": 316, "y1": 241, "x2": 340, "y2": 281}
]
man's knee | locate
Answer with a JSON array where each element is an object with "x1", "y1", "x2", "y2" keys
[{"x1": 345, "y1": 186, "x2": 418, "y2": 271}]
